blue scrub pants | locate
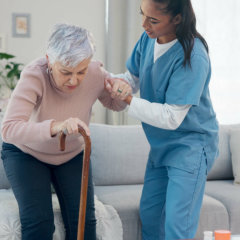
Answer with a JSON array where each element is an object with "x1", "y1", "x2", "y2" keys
[
  {"x1": 140, "y1": 151, "x2": 208, "y2": 240},
  {"x1": 1, "y1": 142, "x2": 96, "y2": 240}
]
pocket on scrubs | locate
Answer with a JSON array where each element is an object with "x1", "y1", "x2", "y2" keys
[
  {"x1": 203, "y1": 146, "x2": 216, "y2": 174},
  {"x1": 202, "y1": 147, "x2": 208, "y2": 176}
]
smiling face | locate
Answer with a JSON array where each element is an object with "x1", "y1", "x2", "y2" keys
[
  {"x1": 140, "y1": 0, "x2": 181, "y2": 43},
  {"x1": 47, "y1": 57, "x2": 91, "y2": 93}
]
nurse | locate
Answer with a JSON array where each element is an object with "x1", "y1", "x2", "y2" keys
[{"x1": 105, "y1": 0, "x2": 219, "y2": 239}]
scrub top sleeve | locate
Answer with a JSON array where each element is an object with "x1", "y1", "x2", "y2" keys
[
  {"x1": 166, "y1": 54, "x2": 210, "y2": 106},
  {"x1": 126, "y1": 33, "x2": 146, "y2": 78}
]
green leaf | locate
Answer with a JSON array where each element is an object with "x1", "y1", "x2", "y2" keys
[
  {"x1": 7, "y1": 69, "x2": 16, "y2": 79},
  {"x1": 5, "y1": 64, "x2": 12, "y2": 70},
  {"x1": 0, "y1": 52, "x2": 24, "y2": 90},
  {"x1": 10, "y1": 62, "x2": 23, "y2": 70},
  {"x1": 0, "y1": 52, "x2": 15, "y2": 60}
]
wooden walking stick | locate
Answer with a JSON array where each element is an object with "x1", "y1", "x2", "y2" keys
[
  {"x1": 59, "y1": 126, "x2": 91, "y2": 240},
  {"x1": 58, "y1": 94, "x2": 131, "y2": 240}
]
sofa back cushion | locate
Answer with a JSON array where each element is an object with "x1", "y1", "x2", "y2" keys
[
  {"x1": 207, "y1": 124, "x2": 240, "y2": 180},
  {"x1": 90, "y1": 123, "x2": 150, "y2": 186},
  {"x1": 1, "y1": 122, "x2": 237, "y2": 186}
]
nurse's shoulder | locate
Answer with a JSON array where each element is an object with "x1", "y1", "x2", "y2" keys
[{"x1": 192, "y1": 38, "x2": 209, "y2": 61}]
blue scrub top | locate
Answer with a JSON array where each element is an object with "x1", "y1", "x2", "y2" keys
[{"x1": 126, "y1": 32, "x2": 219, "y2": 173}]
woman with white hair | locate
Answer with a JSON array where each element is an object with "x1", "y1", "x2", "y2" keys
[{"x1": 1, "y1": 23, "x2": 131, "y2": 240}]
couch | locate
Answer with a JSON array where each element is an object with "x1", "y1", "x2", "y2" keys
[{"x1": 1, "y1": 123, "x2": 240, "y2": 240}]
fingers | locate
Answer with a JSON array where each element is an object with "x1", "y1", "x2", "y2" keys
[
  {"x1": 105, "y1": 77, "x2": 132, "y2": 101},
  {"x1": 62, "y1": 118, "x2": 90, "y2": 136},
  {"x1": 111, "y1": 79, "x2": 132, "y2": 100},
  {"x1": 104, "y1": 78, "x2": 113, "y2": 92},
  {"x1": 105, "y1": 78, "x2": 132, "y2": 97},
  {"x1": 78, "y1": 120, "x2": 90, "y2": 136}
]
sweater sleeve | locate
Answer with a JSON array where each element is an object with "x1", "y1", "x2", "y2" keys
[
  {"x1": 1, "y1": 67, "x2": 55, "y2": 144},
  {"x1": 97, "y1": 65, "x2": 127, "y2": 111}
]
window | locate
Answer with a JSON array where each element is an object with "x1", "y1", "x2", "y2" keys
[{"x1": 193, "y1": 0, "x2": 240, "y2": 124}]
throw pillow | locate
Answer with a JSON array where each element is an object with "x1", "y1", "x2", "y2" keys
[{"x1": 230, "y1": 129, "x2": 240, "y2": 185}]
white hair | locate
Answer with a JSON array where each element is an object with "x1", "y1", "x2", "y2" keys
[{"x1": 46, "y1": 23, "x2": 96, "y2": 67}]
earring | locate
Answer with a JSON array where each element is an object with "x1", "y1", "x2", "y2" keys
[{"x1": 46, "y1": 68, "x2": 52, "y2": 75}]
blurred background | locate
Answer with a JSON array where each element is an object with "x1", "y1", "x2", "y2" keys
[{"x1": 0, "y1": 0, "x2": 239, "y2": 125}]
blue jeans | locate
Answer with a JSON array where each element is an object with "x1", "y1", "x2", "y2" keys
[{"x1": 1, "y1": 142, "x2": 96, "y2": 240}]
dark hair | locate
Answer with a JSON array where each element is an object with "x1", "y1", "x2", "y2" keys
[{"x1": 153, "y1": 0, "x2": 208, "y2": 67}]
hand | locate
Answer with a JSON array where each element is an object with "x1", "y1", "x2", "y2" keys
[
  {"x1": 105, "y1": 77, "x2": 132, "y2": 101},
  {"x1": 51, "y1": 118, "x2": 90, "y2": 137}
]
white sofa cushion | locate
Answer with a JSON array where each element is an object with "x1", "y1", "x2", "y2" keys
[
  {"x1": 0, "y1": 189, "x2": 65, "y2": 240},
  {"x1": 0, "y1": 189, "x2": 123, "y2": 240}
]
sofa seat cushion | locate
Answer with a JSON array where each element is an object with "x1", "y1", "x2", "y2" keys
[
  {"x1": 94, "y1": 184, "x2": 143, "y2": 240},
  {"x1": 205, "y1": 180, "x2": 240, "y2": 234},
  {"x1": 195, "y1": 194, "x2": 229, "y2": 239}
]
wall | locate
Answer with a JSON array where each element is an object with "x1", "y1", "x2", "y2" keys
[{"x1": 0, "y1": 0, "x2": 107, "y2": 123}]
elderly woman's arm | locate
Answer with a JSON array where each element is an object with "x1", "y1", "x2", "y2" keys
[
  {"x1": 2, "y1": 70, "x2": 90, "y2": 145},
  {"x1": 1, "y1": 69, "x2": 55, "y2": 144}
]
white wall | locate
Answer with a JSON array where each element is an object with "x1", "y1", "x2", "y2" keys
[{"x1": 0, "y1": 0, "x2": 107, "y2": 123}]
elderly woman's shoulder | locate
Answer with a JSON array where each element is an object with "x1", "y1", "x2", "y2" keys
[
  {"x1": 88, "y1": 60, "x2": 104, "y2": 71},
  {"x1": 87, "y1": 60, "x2": 107, "y2": 77},
  {"x1": 23, "y1": 57, "x2": 48, "y2": 73},
  {"x1": 19, "y1": 57, "x2": 48, "y2": 85}
]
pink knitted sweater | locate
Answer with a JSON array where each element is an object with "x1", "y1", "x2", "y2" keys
[{"x1": 1, "y1": 57, "x2": 126, "y2": 165}]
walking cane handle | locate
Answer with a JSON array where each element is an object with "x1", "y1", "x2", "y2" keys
[{"x1": 59, "y1": 126, "x2": 90, "y2": 151}]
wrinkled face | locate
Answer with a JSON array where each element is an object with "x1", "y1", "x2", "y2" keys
[
  {"x1": 48, "y1": 57, "x2": 91, "y2": 93},
  {"x1": 140, "y1": 0, "x2": 179, "y2": 43}
]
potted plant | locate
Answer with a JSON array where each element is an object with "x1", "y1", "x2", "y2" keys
[{"x1": 0, "y1": 52, "x2": 24, "y2": 112}]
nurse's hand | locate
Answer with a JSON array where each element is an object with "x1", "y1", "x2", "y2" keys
[
  {"x1": 105, "y1": 77, "x2": 132, "y2": 102},
  {"x1": 50, "y1": 118, "x2": 90, "y2": 137}
]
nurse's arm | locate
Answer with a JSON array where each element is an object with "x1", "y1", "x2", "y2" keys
[{"x1": 128, "y1": 97, "x2": 191, "y2": 130}]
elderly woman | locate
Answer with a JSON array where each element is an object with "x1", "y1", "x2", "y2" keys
[{"x1": 1, "y1": 24, "x2": 131, "y2": 240}]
